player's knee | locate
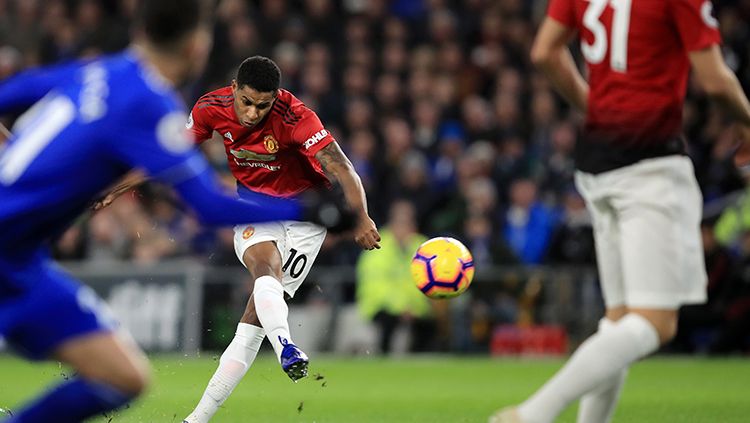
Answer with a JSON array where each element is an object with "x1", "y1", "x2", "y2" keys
[
  {"x1": 656, "y1": 317, "x2": 678, "y2": 344},
  {"x1": 251, "y1": 264, "x2": 280, "y2": 280},
  {"x1": 653, "y1": 315, "x2": 678, "y2": 344},
  {"x1": 125, "y1": 365, "x2": 150, "y2": 395},
  {"x1": 111, "y1": 357, "x2": 151, "y2": 395},
  {"x1": 604, "y1": 306, "x2": 628, "y2": 323},
  {"x1": 243, "y1": 254, "x2": 275, "y2": 278},
  {"x1": 242, "y1": 245, "x2": 282, "y2": 280},
  {"x1": 631, "y1": 309, "x2": 678, "y2": 345}
]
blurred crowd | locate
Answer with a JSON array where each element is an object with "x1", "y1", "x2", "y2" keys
[{"x1": 2, "y1": 0, "x2": 750, "y2": 354}]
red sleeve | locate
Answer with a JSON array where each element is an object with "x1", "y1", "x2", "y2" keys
[
  {"x1": 670, "y1": 0, "x2": 722, "y2": 52},
  {"x1": 291, "y1": 107, "x2": 335, "y2": 157},
  {"x1": 187, "y1": 104, "x2": 213, "y2": 144},
  {"x1": 547, "y1": 0, "x2": 576, "y2": 27}
]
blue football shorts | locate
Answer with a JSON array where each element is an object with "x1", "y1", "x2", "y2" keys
[{"x1": 0, "y1": 249, "x2": 116, "y2": 360}]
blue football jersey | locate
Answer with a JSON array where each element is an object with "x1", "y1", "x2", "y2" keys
[{"x1": 0, "y1": 50, "x2": 300, "y2": 254}]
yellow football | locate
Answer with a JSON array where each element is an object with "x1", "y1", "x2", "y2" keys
[{"x1": 410, "y1": 237, "x2": 474, "y2": 299}]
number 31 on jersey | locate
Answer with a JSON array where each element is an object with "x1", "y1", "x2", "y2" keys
[
  {"x1": 582, "y1": 0, "x2": 719, "y2": 73},
  {"x1": 582, "y1": 0, "x2": 632, "y2": 72}
]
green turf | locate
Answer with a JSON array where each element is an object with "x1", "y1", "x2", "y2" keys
[{"x1": 0, "y1": 354, "x2": 748, "y2": 422}]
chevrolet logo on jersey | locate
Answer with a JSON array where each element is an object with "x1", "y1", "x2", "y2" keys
[{"x1": 230, "y1": 149, "x2": 276, "y2": 162}]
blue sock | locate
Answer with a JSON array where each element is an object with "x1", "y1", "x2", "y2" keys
[{"x1": 6, "y1": 378, "x2": 134, "y2": 423}]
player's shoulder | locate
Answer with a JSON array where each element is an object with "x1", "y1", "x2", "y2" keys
[
  {"x1": 271, "y1": 89, "x2": 315, "y2": 128},
  {"x1": 641, "y1": 0, "x2": 716, "y2": 27},
  {"x1": 93, "y1": 52, "x2": 184, "y2": 123},
  {"x1": 195, "y1": 86, "x2": 234, "y2": 106},
  {"x1": 661, "y1": 0, "x2": 705, "y2": 13},
  {"x1": 191, "y1": 86, "x2": 233, "y2": 117},
  {"x1": 666, "y1": 0, "x2": 702, "y2": 5}
]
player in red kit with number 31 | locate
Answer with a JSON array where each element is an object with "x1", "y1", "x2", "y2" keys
[
  {"x1": 183, "y1": 57, "x2": 380, "y2": 423},
  {"x1": 490, "y1": 0, "x2": 750, "y2": 422}
]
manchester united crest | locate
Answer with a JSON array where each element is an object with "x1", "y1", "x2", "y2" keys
[
  {"x1": 264, "y1": 135, "x2": 279, "y2": 153},
  {"x1": 242, "y1": 225, "x2": 255, "y2": 239}
]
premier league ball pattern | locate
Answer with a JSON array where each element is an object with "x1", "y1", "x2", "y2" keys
[{"x1": 411, "y1": 237, "x2": 474, "y2": 299}]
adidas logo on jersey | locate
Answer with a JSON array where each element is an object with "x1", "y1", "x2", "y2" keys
[
  {"x1": 224, "y1": 131, "x2": 234, "y2": 142},
  {"x1": 303, "y1": 129, "x2": 328, "y2": 150}
]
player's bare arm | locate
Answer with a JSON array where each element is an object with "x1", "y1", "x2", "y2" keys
[
  {"x1": 91, "y1": 169, "x2": 147, "y2": 210},
  {"x1": 530, "y1": 17, "x2": 589, "y2": 113},
  {"x1": 689, "y1": 45, "x2": 750, "y2": 169},
  {"x1": 0, "y1": 121, "x2": 11, "y2": 143},
  {"x1": 690, "y1": 45, "x2": 750, "y2": 125},
  {"x1": 315, "y1": 141, "x2": 381, "y2": 250}
]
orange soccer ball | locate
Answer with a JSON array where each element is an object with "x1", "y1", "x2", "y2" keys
[{"x1": 410, "y1": 237, "x2": 474, "y2": 299}]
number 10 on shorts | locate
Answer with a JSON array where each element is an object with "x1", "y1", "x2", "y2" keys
[{"x1": 282, "y1": 248, "x2": 308, "y2": 278}]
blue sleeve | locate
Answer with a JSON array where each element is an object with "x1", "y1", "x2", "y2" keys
[
  {"x1": 173, "y1": 166, "x2": 301, "y2": 226},
  {"x1": 0, "y1": 61, "x2": 82, "y2": 115},
  {"x1": 109, "y1": 102, "x2": 301, "y2": 226}
]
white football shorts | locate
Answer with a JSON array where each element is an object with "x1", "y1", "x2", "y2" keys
[
  {"x1": 575, "y1": 155, "x2": 707, "y2": 309},
  {"x1": 233, "y1": 220, "x2": 327, "y2": 297}
]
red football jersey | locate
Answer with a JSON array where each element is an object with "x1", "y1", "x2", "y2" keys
[
  {"x1": 548, "y1": 0, "x2": 722, "y2": 172},
  {"x1": 187, "y1": 87, "x2": 334, "y2": 197}
]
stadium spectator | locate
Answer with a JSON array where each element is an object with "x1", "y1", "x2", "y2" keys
[
  {"x1": 545, "y1": 189, "x2": 595, "y2": 265},
  {"x1": 389, "y1": 151, "x2": 437, "y2": 229},
  {"x1": 714, "y1": 190, "x2": 750, "y2": 253},
  {"x1": 462, "y1": 212, "x2": 518, "y2": 268},
  {"x1": 502, "y1": 179, "x2": 558, "y2": 264},
  {"x1": 356, "y1": 200, "x2": 434, "y2": 354}
]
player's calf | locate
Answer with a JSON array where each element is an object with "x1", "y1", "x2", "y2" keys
[{"x1": 56, "y1": 332, "x2": 151, "y2": 396}]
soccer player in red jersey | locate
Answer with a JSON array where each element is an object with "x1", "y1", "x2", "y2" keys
[
  {"x1": 183, "y1": 56, "x2": 380, "y2": 423},
  {"x1": 490, "y1": 1, "x2": 750, "y2": 422}
]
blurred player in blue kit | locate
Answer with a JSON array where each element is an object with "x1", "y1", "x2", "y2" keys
[{"x1": 0, "y1": 1, "x2": 348, "y2": 422}]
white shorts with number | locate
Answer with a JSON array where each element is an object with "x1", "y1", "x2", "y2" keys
[
  {"x1": 575, "y1": 155, "x2": 707, "y2": 309},
  {"x1": 233, "y1": 221, "x2": 327, "y2": 297}
]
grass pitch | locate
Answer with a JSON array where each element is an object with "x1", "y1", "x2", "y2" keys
[{"x1": 0, "y1": 354, "x2": 748, "y2": 422}]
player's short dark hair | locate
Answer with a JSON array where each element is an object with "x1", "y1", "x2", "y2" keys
[
  {"x1": 236, "y1": 56, "x2": 281, "y2": 93},
  {"x1": 134, "y1": 0, "x2": 208, "y2": 47}
]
